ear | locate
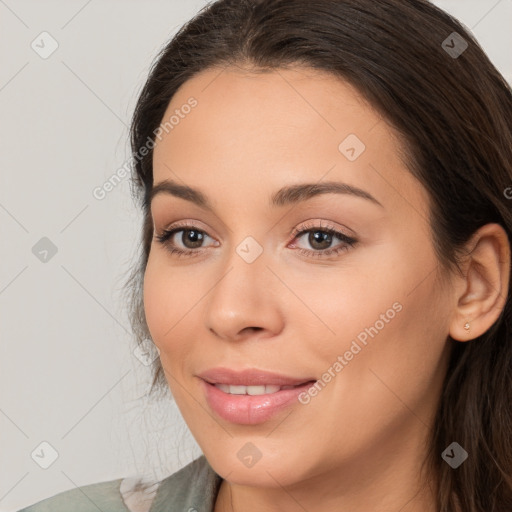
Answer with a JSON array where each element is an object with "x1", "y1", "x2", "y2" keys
[{"x1": 449, "y1": 223, "x2": 511, "y2": 342}]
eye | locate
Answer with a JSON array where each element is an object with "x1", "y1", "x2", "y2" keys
[
  {"x1": 289, "y1": 220, "x2": 357, "y2": 258},
  {"x1": 154, "y1": 221, "x2": 218, "y2": 258},
  {"x1": 154, "y1": 220, "x2": 357, "y2": 259}
]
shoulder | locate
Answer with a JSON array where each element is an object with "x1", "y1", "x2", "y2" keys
[
  {"x1": 145, "y1": 455, "x2": 223, "y2": 511},
  {"x1": 17, "y1": 455, "x2": 222, "y2": 512},
  {"x1": 16, "y1": 477, "x2": 130, "y2": 512}
]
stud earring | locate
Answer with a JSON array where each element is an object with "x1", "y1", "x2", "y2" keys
[{"x1": 464, "y1": 321, "x2": 470, "y2": 331}]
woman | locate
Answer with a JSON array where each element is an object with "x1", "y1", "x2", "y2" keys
[{"x1": 18, "y1": 0, "x2": 512, "y2": 511}]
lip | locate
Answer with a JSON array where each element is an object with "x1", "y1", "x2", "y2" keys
[
  {"x1": 197, "y1": 367, "x2": 317, "y2": 425},
  {"x1": 197, "y1": 367, "x2": 316, "y2": 386}
]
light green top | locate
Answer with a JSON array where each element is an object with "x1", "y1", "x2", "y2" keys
[{"x1": 17, "y1": 455, "x2": 223, "y2": 512}]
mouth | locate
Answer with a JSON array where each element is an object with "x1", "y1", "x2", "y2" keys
[
  {"x1": 210, "y1": 381, "x2": 316, "y2": 395},
  {"x1": 197, "y1": 366, "x2": 316, "y2": 387},
  {"x1": 200, "y1": 376, "x2": 318, "y2": 425}
]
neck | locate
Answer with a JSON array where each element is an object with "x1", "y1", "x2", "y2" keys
[{"x1": 213, "y1": 423, "x2": 439, "y2": 512}]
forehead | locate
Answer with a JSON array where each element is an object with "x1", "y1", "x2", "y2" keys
[
  {"x1": 151, "y1": 66, "x2": 425, "y2": 215},
  {"x1": 154, "y1": 65, "x2": 386, "y2": 159}
]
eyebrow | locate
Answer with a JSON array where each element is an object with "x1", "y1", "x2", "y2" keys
[{"x1": 149, "y1": 179, "x2": 384, "y2": 210}]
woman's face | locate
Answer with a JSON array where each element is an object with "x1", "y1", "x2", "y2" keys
[{"x1": 144, "y1": 66, "x2": 454, "y2": 491}]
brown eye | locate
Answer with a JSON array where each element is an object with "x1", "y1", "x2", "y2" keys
[
  {"x1": 307, "y1": 230, "x2": 335, "y2": 250},
  {"x1": 155, "y1": 225, "x2": 216, "y2": 257},
  {"x1": 290, "y1": 223, "x2": 357, "y2": 259},
  {"x1": 178, "y1": 229, "x2": 205, "y2": 249}
]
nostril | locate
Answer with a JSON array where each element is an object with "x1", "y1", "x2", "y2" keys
[{"x1": 244, "y1": 327, "x2": 263, "y2": 333}]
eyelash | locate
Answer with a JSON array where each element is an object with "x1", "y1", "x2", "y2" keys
[{"x1": 154, "y1": 220, "x2": 357, "y2": 259}]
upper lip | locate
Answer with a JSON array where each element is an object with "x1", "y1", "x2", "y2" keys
[{"x1": 198, "y1": 367, "x2": 316, "y2": 386}]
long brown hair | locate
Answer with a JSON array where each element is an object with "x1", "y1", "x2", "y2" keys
[{"x1": 123, "y1": 1, "x2": 512, "y2": 509}]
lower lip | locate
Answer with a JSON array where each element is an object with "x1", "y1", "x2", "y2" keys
[{"x1": 201, "y1": 379, "x2": 316, "y2": 425}]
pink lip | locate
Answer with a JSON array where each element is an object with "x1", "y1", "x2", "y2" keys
[
  {"x1": 197, "y1": 367, "x2": 315, "y2": 386},
  {"x1": 197, "y1": 367, "x2": 317, "y2": 425}
]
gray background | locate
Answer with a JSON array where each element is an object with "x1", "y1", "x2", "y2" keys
[{"x1": 1, "y1": 1, "x2": 511, "y2": 510}]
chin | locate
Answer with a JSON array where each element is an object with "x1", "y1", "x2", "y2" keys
[{"x1": 203, "y1": 443, "x2": 308, "y2": 488}]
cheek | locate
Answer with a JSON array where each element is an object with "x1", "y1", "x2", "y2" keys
[
  {"x1": 280, "y1": 251, "x2": 404, "y2": 360},
  {"x1": 143, "y1": 256, "x2": 205, "y2": 404},
  {"x1": 299, "y1": 237, "x2": 450, "y2": 390},
  {"x1": 142, "y1": 254, "x2": 196, "y2": 354},
  {"x1": 142, "y1": 258, "x2": 167, "y2": 345},
  {"x1": 316, "y1": 264, "x2": 450, "y2": 429}
]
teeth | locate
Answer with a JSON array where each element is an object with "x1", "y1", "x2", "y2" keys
[{"x1": 214, "y1": 384, "x2": 294, "y2": 395}]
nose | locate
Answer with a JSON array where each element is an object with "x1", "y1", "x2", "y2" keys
[{"x1": 204, "y1": 244, "x2": 285, "y2": 342}]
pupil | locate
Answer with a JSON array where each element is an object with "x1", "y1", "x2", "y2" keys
[
  {"x1": 309, "y1": 230, "x2": 332, "y2": 250},
  {"x1": 183, "y1": 229, "x2": 203, "y2": 248}
]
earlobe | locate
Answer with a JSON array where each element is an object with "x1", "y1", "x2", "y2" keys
[{"x1": 449, "y1": 223, "x2": 511, "y2": 342}]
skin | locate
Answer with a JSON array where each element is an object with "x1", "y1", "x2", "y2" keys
[{"x1": 143, "y1": 65, "x2": 510, "y2": 512}]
